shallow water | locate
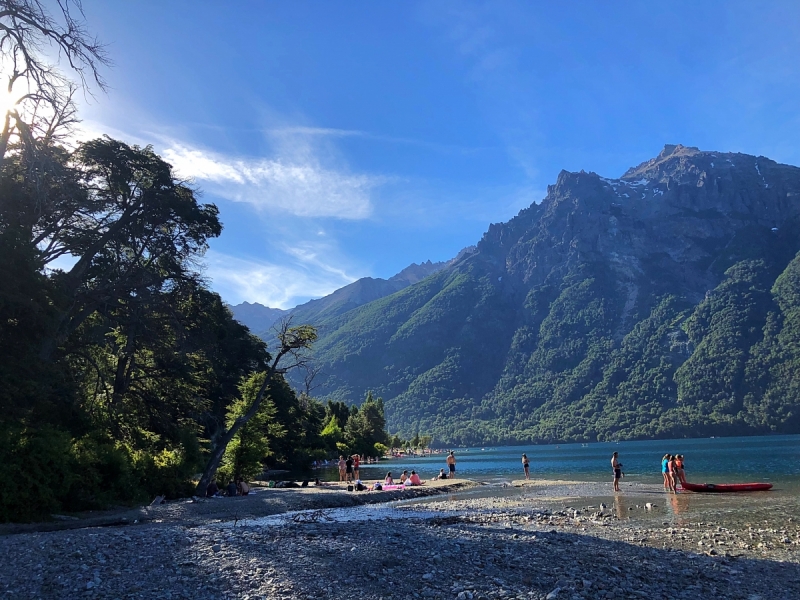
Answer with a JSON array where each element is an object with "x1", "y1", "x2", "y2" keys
[
  {"x1": 322, "y1": 434, "x2": 800, "y2": 489},
  {"x1": 311, "y1": 434, "x2": 800, "y2": 530}
]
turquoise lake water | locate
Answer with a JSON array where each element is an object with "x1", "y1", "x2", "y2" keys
[{"x1": 324, "y1": 434, "x2": 800, "y2": 487}]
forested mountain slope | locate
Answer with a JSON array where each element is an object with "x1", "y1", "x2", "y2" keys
[
  {"x1": 230, "y1": 260, "x2": 447, "y2": 336},
  {"x1": 294, "y1": 145, "x2": 800, "y2": 444}
]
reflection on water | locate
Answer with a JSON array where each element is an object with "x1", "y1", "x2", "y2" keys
[
  {"x1": 665, "y1": 492, "x2": 690, "y2": 526},
  {"x1": 613, "y1": 493, "x2": 628, "y2": 519}
]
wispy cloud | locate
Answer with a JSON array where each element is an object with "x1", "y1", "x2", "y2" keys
[
  {"x1": 162, "y1": 141, "x2": 380, "y2": 219},
  {"x1": 270, "y1": 126, "x2": 365, "y2": 137},
  {"x1": 204, "y1": 248, "x2": 361, "y2": 309}
]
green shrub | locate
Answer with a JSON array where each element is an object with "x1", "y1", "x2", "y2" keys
[{"x1": 0, "y1": 425, "x2": 72, "y2": 522}]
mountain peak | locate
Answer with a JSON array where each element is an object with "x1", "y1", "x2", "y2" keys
[
  {"x1": 658, "y1": 143, "x2": 700, "y2": 159},
  {"x1": 388, "y1": 260, "x2": 446, "y2": 285},
  {"x1": 621, "y1": 143, "x2": 703, "y2": 180}
]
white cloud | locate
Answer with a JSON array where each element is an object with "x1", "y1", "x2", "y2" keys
[
  {"x1": 204, "y1": 248, "x2": 361, "y2": 309},
  {"x1": 270, "y1": 126, "x2": 364, "y2": 137},
  {"x1": 75, "y1": 119, "x2": 382, "y2": 220},
  {"x1": 162, "y1": 141, "x2": 379, "y2": 220}
]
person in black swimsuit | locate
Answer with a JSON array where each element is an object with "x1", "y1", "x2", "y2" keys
[
  {"x1": 611, "y1": 452, "x2": 621, "y2": 492},
  {"x1": 345, "y1": 455, "x2": 354, "y2": 483},
  {"x1": 522, "y1": 454, "x2": 530, "y2": 480}
]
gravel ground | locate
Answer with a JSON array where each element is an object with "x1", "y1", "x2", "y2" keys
[{"x1": 2, "y1": 481, "x2": 799, "y2": 599}]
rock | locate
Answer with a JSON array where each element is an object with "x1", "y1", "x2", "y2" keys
[
  {"x1": 212, "y1": 544, "x2": 221, "y2": 552},
  {"x1": 422, "y1": 573, "x2": 433, "y2": 581},
  {"x1": 545, "y1": 587, "x2": 560, "y2": 600}
]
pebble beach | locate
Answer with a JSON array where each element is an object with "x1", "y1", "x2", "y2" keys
[{"x1": 2, "y1": 478, "x2": 799, "y2": 599}]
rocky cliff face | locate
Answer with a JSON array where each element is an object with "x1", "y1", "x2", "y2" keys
[{"x1": 292, "y1": 146, "x2": 800, "y2": 444}]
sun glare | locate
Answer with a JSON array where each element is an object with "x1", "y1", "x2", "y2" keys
[{"x1": 0, "y1": 90, "x2": 20, "y2": 116}]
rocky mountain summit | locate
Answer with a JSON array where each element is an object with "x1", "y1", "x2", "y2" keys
[{"x1": 297, "y1": 145, "x2": 800, "y2": 444}]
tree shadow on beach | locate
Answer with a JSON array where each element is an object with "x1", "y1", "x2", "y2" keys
[{"x1": 173, "y1": 514, "x2": 800, "y2": 600}]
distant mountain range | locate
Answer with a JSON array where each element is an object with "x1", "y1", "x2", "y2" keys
[
  {"x1": 237, "y1": 144, "x2": 800, "y2": 445},
  {"x1": 229, "y1": 259, "x2": 455, "y2": 336}
]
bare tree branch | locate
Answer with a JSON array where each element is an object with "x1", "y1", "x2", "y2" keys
[{"x1": 0, "y1": 0, "x2": 109, "y2": 168}]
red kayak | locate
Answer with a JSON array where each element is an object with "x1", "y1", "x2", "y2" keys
[{"x1": 680, "y1": 482, "x2": 773, "y2": 493}]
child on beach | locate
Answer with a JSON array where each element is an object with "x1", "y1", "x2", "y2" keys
[
  {"x1": 434, "y1": 469, "x2": 448, "y2": 480},
  {"x1": 400, "y1": 470, "x2": 409, "y2": 483},
  {"x1": 384, "y1": 472, "x2": 394, "y2": 485}
]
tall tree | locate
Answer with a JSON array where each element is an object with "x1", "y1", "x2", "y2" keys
[
  {"x1": 36, "y1": 137, "x2": 221, "y2": 360},
  {"x1": 344, "y1": 391, "x2": 388, "y2": 457},
  {"x1": 195, "y1": 319, "x2": 317, "y2": 495}
]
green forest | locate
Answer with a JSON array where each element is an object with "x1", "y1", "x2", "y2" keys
[{"x1": 0, "y1": 4, "x2": 399, "y2": 523}]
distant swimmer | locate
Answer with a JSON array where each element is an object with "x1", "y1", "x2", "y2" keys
[{"x1": 522, "y1": 453, "x2": 530, "y2": 480}]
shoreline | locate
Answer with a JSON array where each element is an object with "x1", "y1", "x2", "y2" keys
[
  {"x1": 2, "y1": 478, "x2": 798, "y2": 599},
  {"x1": 0, "y1": 478, "x2": 479, "y2": 536}
]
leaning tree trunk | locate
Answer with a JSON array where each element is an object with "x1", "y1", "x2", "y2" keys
[
  {"x1": 194, "y1": 357, "x2": 280, "y2": 496},
  {"x1": 194, "y1": 320, "x2": 317, "y2": 496}
]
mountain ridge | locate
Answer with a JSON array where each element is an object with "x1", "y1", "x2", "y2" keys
[
  {"x1": 292, "y1": 145, "x2": 800, "y2": 444},
  {"x1": 229, "y1": 259, "x2": 449, "y2": 335}
]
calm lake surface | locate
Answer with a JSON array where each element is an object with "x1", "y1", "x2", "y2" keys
[{"x1": 325, "y1": 434, "x2": 800, "y2": 487}]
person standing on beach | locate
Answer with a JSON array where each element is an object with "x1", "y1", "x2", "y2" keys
[
  {"x1": 675, "y1": 454, "x2": 686, "y2": 486},
  {"x1": 611, "y1": 452, "x2": 622, "y2": 492},
  {"x1": 661, "y1": 454, "x2": 673, "y2": 492},
  {"x1": 668, "y1": 455, "x2": 678, "y2": 492},
  {"x1": 345, "y1": 455, "x2": 354, "y2": 483},
  {"x1": 353, "y1": 454, "x2": 360, "y2": 481},
  {"x1": 338, "y1": 455, "x2": 346, "y2": 482},
  {"x1": 446, "y1": 451, "x2": 456, "y2": 479},
  {"x1": 522, "y1": 454, "x2": 530, "y2": 480}
]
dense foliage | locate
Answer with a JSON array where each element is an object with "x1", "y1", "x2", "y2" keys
[
  {"x1": 0, "y1": 3, "x2": 406, "y2": 522},
  {"x1": 0, "y1": 139, "x2": 398, "y2": 521}
]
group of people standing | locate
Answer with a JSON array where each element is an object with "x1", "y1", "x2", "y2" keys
[
  {"x1": 337, "y1": 454, "x2": 361, "y2": 483},
  {"x1": 662, "y1": 453, "x2": 686, "y2": 492},
  {"x1": 608, "y1": 451, "x2": 688, "y2": 492}
]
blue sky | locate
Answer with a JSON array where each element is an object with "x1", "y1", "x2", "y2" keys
[{"x1": 76, "y1": 1, "x2": 800, "y2": 308}]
